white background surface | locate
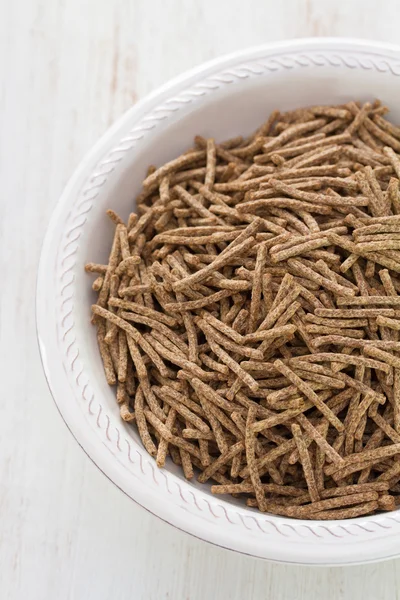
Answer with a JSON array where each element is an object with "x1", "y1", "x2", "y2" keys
[{"x1": 3, "y1": 1, "x2": 400, "y2": 599}]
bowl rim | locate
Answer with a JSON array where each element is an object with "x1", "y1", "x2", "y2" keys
[{"x1": 37, "y1": 37, "x2": 400, "y2": 565}]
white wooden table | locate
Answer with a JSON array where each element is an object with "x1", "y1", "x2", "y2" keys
[{"x1": 3, "y1": 1, "x2": 400, "y2": 598}]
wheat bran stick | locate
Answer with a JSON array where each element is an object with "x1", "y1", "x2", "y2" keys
[
  {"x1": 182, "y1": 429, "x2": 214, "y2": 441},
  {"x1": 126, "y1": 336, "x2": 166, "y2": 422},
  {"x1": 197, "y1": 394, "x2": 229, "y2": 454},
  {"x1": 244, "y1": 406, "x2": 268, "y2": 510},
  {"x1": 326, "y1": 443, "x2": 400, "y2": 477},
  {"x1": 117, "y1": 331, "x2": 128, "y2": 382},
  {"x1": 315, "y1": 308, "x2": 395, "y2": 318},
  {"x1": 376, "y1": 316, "x2": 400, "y2": 331},
  {"x1": 85, "y1": 263, "x2": 109, "y2": 274},
  {"x1": 108, "y1": 298, "x2": 178, "y2": 326},
  {"x1": 135, "y1": 387, "x2": 157, "y2": 457},
  {"x1": 364, "y1": 345, "x2": 400, "y2": 369},
  {"x1": 204, "y1": 138, "x2": 217, "y2": 187},
  {"x1": 142, "y1": 150, "x2": 206, "y2": 189},
  {"x1": 371, "y1": 412, "x2": 400, "y2": 444},
  {"x1": 156, "y1": 407, "x2": 177, "y2": 467},
  {"x1": 291, "y1": 423, "x2": 320, "y2": 502},
  {"x1": 248, "y1": 242, "x2": 266, "y2": 333},
  {"x1": 96, "y1": 318, "x2": 117, "y2": 385}
]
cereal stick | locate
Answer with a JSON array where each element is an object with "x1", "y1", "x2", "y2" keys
[
  {"x1": 371, "y1": 412, "x2": 400, "y2": 444},
  {"x1": 376, "y1": 316, "x2": 400, "y2": 331},
  {"x1": 205, "y1": 402, "x2": 243, "y2": 440},
  {"x1": 363, "y1": 345, "x2": 400, "y2": 369},
  {"x1": 315, "y1": 308, "x2": 395, "y2": 318},
  {"x1": 238, "y1": 197, "x2": 332, "y2": 214},
  {"x1": 179, "y1": 446, "x2": 194, "y2": 479},
  {"x1": 291, "y1": 423, "x2": 320, "y2": 502},
  {"x1": 245, "y1": 406, "x2": 268, "y2": 511},
  {"x1": 128, "y1": 207, "x2": 161, "y2": 243},
  {"x1": 156, "y1": 407, "x2": 177, "y2": 467},
  {"x1": 347, "y1": 102, "x2": 371, "y2": 134},
  {"x1": 261, "y1": 119, "x2": 326, "y2": 152},
  {"x1": 174, "y1": 185, "x2": 224, "y2": 224},
  {"x1": 311, "y1": 501, "x2": 379, "y2": 520},
  {"x1": 197, "y1": 393, "x2": 229, "y2": 454},
  {"x1": 96, "y1": 318, "x2": 116, "y2": 385},
  {"x1": 326, "y1": 443, "x2": 400, "y2": 477},
  {"x1": 205, "y1": 138, "x2": 216, "y2": 187},
  {"x1": 108, "y1": 298, "x2": 178, "y2": 326},
  {"x1": 85, "y1": 263, "x2": 108, "y2": 274},
  {"x1": 96, "y1": 224, "x2": 122, "y2": 308},
  {"x1": 377, "y1": 459, "x2": 400, "y2": 483},
  {"x1": 126, "y1": 336, "x2": 165, "y2": 421},
  {"x1": 248, "y1": 242, "x2": 266, "y2": 333},
  {"x1": 243, "y1": 323, "x2": 296, "y2": 344},
  {"x1": 92, "y1": 276, "x2": 104, "y2": 291},
  {"x1": 117, "y1": 331, "x2": 128, "y2": 382},
  {"x1": 364, "y1": 118, "x2": 400, "y2": 151},
  {"x1": 199, "y1": 352, "x2": 229, "y2": 375},
  {"x1": 288, "y1": 258, "x2": 355, "y2": 297},
  {"x1": 337, "y1": 296, "x2": 400, "y2": 306},
  {"x1": 312, "y1": 336, "x2": 400, "y2": 351},
  {"x1": 284, "y1": 491, "x2": 380, "y2": 518},
  {"x1": 149, "y1": 330, "x2": 187, "y2": 360},
  {"x1": 135, "y1": 387, "x2": 157, "y2": 457},
  {"x1": 144, "y1": 335, "x2": 217, "y2": 381},
  {"x1": 268, "y1": 178, "x2": 368, "y2": 207},
  {"x1": 142, "y1": 150, "x2": 205, "y2": 189},
  {"x1": 291, "y1": 352, "x2": 389, "y2": 372},
  {"x1": 119, "y1": 400, "x2": 135, "y2": 422},
  {"x1": 199, "y1": 439, "x2": 211, "y2": 467},
  {"x1": 163, "y1": 289, "x2": 234, "y2": 312}
]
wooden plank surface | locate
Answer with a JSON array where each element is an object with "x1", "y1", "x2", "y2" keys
[{"x1": 2, "y1": 1, "x2": 400, "y2": 598}]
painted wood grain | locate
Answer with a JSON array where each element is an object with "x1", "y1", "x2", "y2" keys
[{"x1": 2, "y1": 0, "x2": 400, "y2": 598}]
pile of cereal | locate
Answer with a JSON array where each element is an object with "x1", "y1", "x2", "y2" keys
[{"x1": 86, "y1": 100, "x2": 400, "y2": 519}]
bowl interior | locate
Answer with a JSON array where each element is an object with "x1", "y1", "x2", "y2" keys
[{"x1": 77, "y1": 59, "x2": 400, "y2": 504}]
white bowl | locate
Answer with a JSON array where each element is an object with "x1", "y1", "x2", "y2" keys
[{"x1": 37, "y1": 38, "x2": 400, "y2": 566}]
